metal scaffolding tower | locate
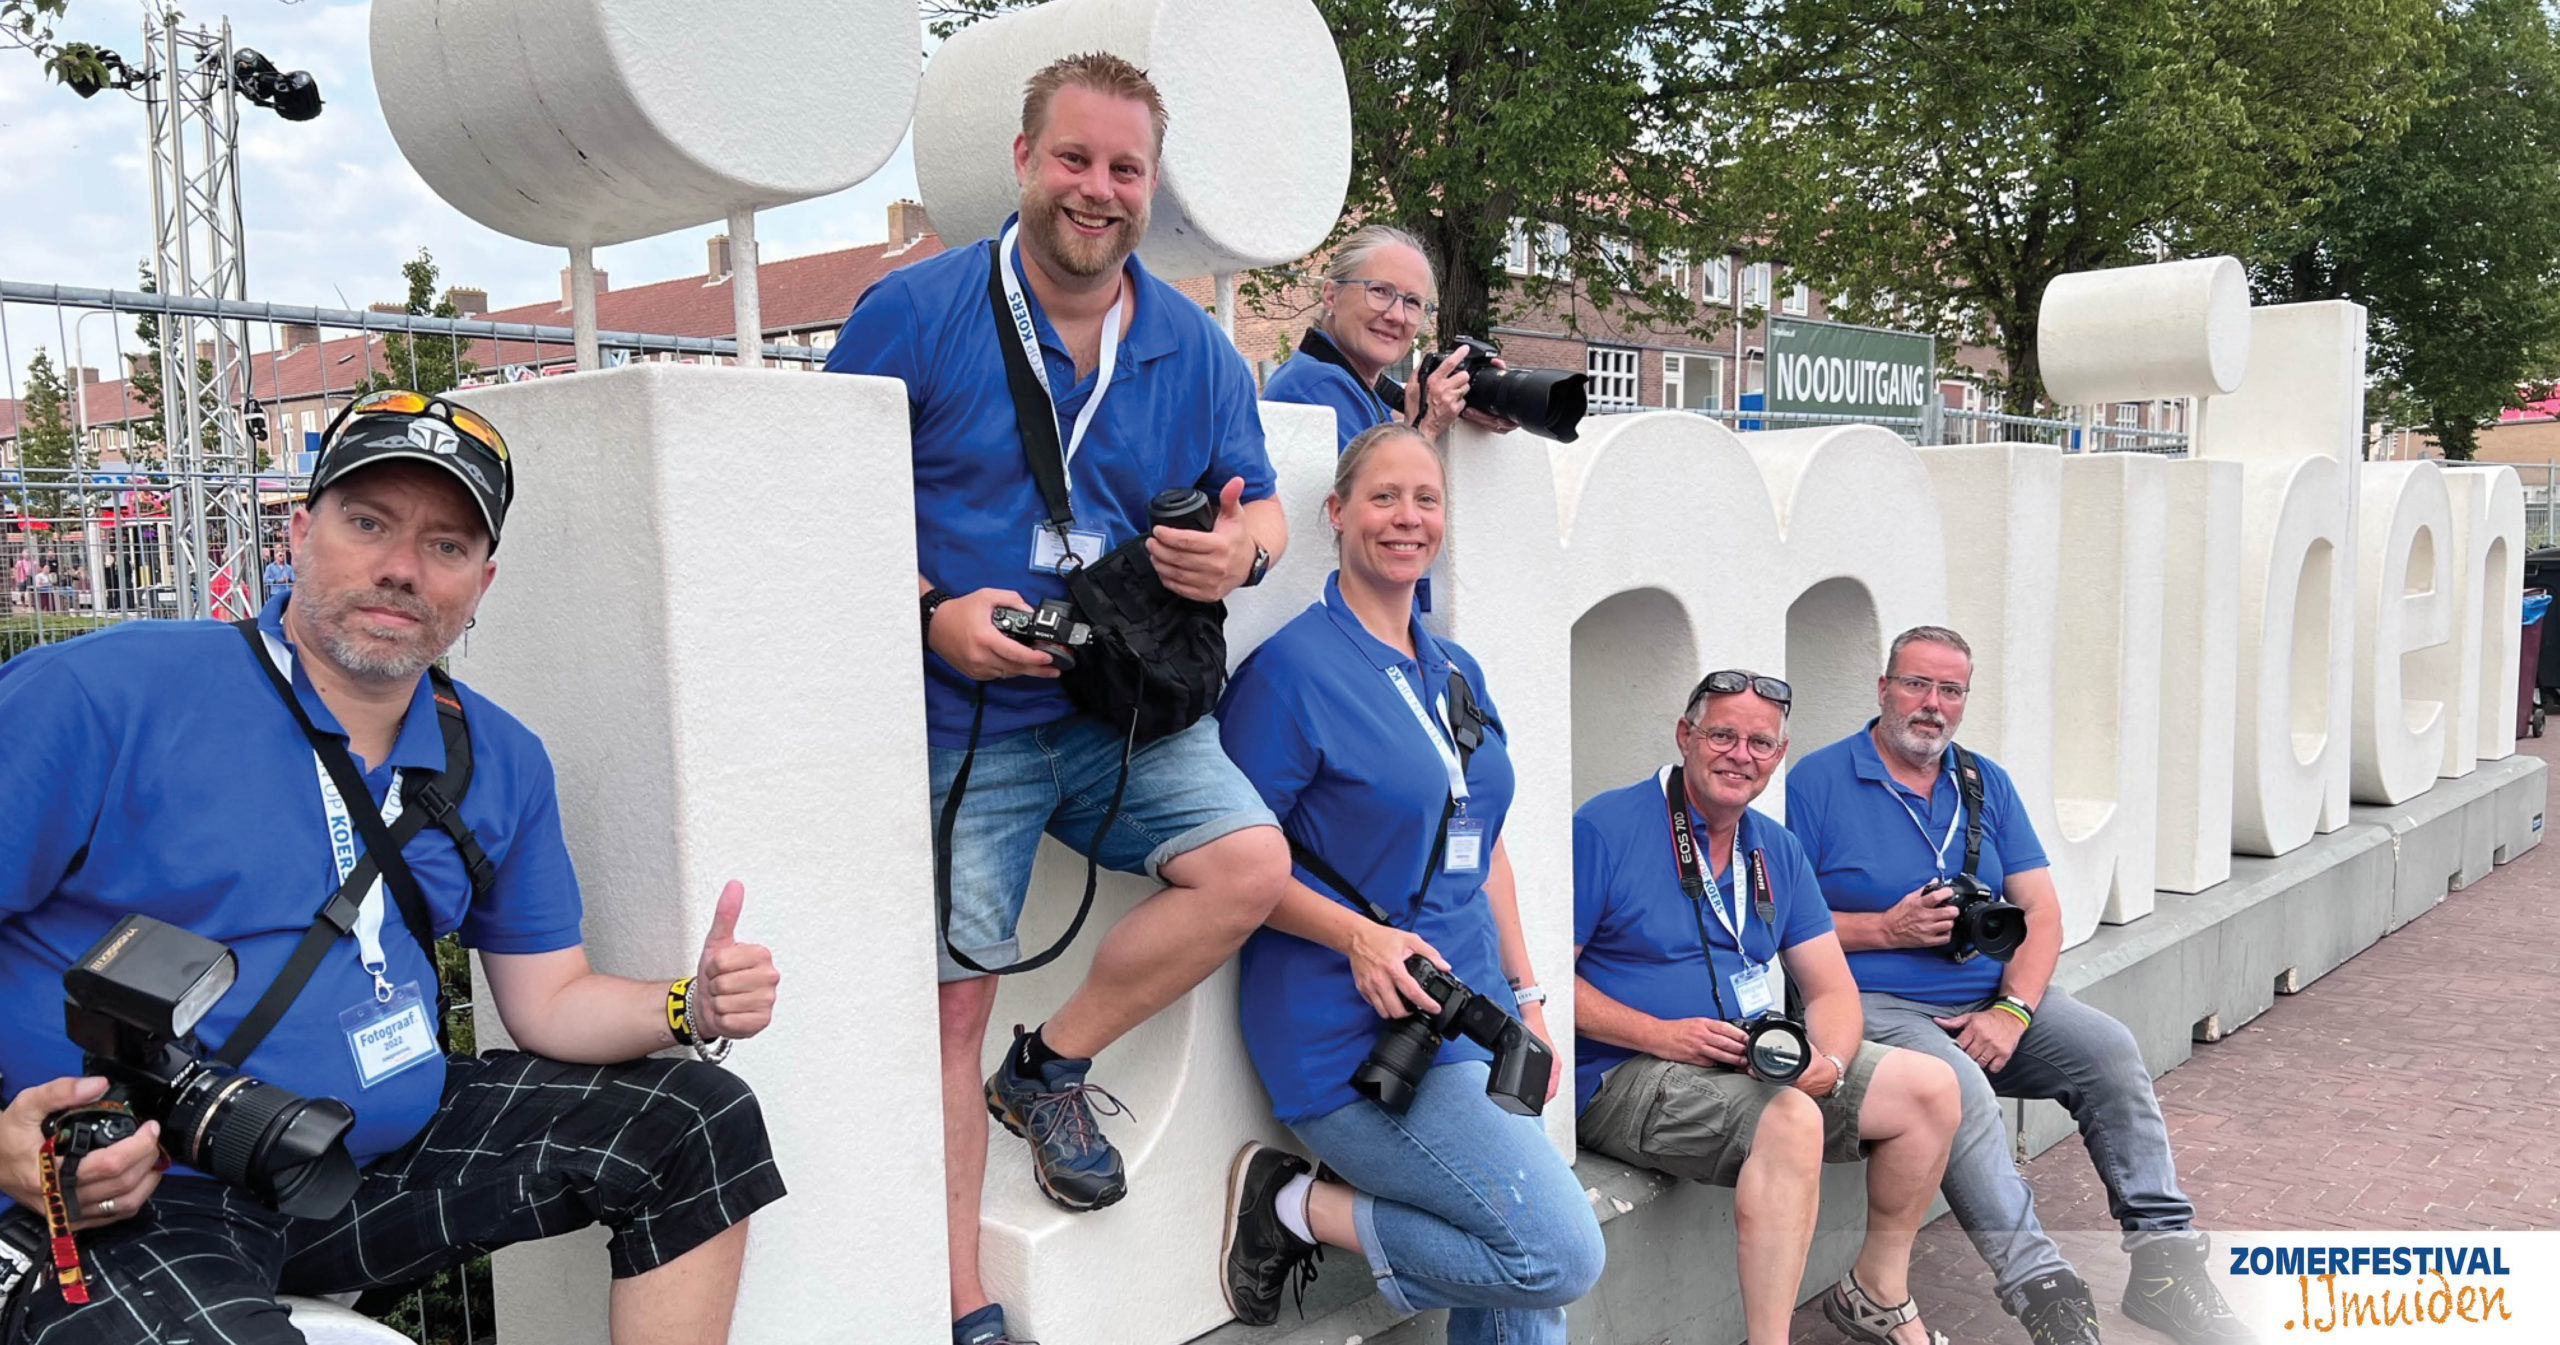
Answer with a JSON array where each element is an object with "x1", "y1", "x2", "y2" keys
[{"x1": 141, "y1": 13, "x2": 263, "y2": 620}]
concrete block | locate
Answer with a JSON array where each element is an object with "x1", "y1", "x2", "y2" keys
[
  {"x1": 912, "y1": 0, "x2": 1352, "y2": 276},
  {"x1": 2056, "y1": 454, "x2": 2167, "y2": 924},
  {"x1": 2155, "y1": 459, "x2": 2242, "y2": 892},
  {"x1": 2439, "y1": 466, "x2": 2527, "y2": 771},
  {"x1": 448, "y1": 365, "x2": 948, "y2": 1345},
  {"x1": 371, "y1": 0, "x2": 918, "y2": 245},
  {"x1": 2038, "y1": 256, "x2": 2251, "y2": 405},
  {"x1": 2350, "y1": 463, "x2": 2455, "y2": 804}
]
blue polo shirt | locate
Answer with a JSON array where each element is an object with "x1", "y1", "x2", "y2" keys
[
  {"x1": 1572, "y1": 775, "x2": 1833, "y2": 1113},
  {"x1": 825, "y1": 219, "x2": 1277, "y2": 748},
  {"x1": 1784, "y1": 722, "x2": 2048, "y2": 1002},
  {"x1": 1218, "y1": 574, "x2": 1518, "y2": 1124},
  {"x1": 0, "y1": 594, "x2": 585, "y2": 1206},
  {"x1": 1260, "y1": 344, "x2": 1392, "y2": 452}
]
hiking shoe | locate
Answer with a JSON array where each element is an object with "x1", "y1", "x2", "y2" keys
[
  {"x1": 2122, "y1": 1235, "x2": 2256, "y2": 1344},
  {"x1": 984, "y1": 1026, "x2": 1130, "y2": 1212},
  {"x1": 1221, "y1": 1142, "x2": 1323, "y2": 1327},
  {"x1": 2017, "y1": 1270, "x2": 2105, "y2": 1345}
]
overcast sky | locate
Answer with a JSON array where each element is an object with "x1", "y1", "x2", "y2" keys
[{"x1": 0, "y1": 0, "x2": 926, "y2": 391}]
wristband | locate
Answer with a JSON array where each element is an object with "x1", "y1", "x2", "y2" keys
[
  {"x1": 682, "y1": 974, "x2": 734, "y2": 1064},
  {"x1": 1818, "y1": 1051, "x2": 1848, "y2": 1095},
  {"x1": 666, "y1": 976, "x2": 697, "y2": 1045},
  {"x1": 1511, "y1": 983, "x2": 1547, "y2": 1007},
  {"x1": 1992, "y1": 996, "x2": 2034, "y2": 1028},
  {"x1": 920, "y1": 587, "x2": 953, "y2": 646}
]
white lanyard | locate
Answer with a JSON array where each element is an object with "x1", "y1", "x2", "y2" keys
[
  {"x1": 1385, "y1": 663, "x2": 1469, "y2": 806},
  {"x1": 260, "y1": 632, "x2": 405, "y2": 1002},
  {"x1": 1890, "y1": 757, "x2": 1963, "y2": 876},
  {"x1": 998, "y1": 220, "x2": 1125, "y2": 515}
]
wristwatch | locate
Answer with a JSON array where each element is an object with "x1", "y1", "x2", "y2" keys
[
  {"x1": 920, "y1": 586, "x2": 953, "y2": 645},
  {"x1": 1818, "y1": 1051, "x2": 1848, "y2": 1096},
  {"x1": 1244, "y1": 543, "x2": 1273, "y2": 588}
]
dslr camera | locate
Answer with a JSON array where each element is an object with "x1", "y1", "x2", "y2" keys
[
  {"x1": 1734, "y1": 1013, "x2": 1812, "y2": 1086},
  {"x1": 1923, "y1": 872, "x2": 2027, "y2": 963},
  {"x1": 52, "y1": 915, "x2": 363, "y2": 1220},
  {"x1": 1409, "y1": 336, "x2": 1591, "y2": 443},
  {"x1": 1350, "y1": 955, "x2": 1553, "y2": 1117},
  {"x1": 993, "y1": 488, "x2": 1216, "y2": 674}
]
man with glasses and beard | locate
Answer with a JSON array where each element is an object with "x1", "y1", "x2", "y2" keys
[
  {"x1": 0, "y1": 391, "x2": 785, "y2": 1344},
  {"x1": 824, "y1": 50, "x2": 1292, "y2": 1345},
  {"x1": 1785, "y1": 627, "x2": 2250, "y2": 1345}
]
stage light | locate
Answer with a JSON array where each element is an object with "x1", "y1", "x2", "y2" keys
[{"x1": 232, "y1": 48, "x2": 323, "y2": 122}]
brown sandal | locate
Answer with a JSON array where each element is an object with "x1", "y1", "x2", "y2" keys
[{"x1": 1819, "y1": 1271, "x2": 1950, "y2": 1345}]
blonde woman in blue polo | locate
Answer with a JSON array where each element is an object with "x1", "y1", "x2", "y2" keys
[{"x1": 1212, "y1": 423, "x2": 1602, "y2": 1341}]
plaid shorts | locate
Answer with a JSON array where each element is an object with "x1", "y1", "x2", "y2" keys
[{"x1": 2, "y1": 1050, "x2": 785, "y2": 1345}]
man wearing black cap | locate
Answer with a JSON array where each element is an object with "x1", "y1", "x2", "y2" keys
[{"x1": 0, "y1": 391, "x2": 788, "y2": 1344}]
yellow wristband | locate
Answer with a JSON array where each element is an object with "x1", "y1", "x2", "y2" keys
[
  {"x1": 1992, "y1": 999, "x2": 2033, "y2": 1028},
  {"x1": 666, "y1": 976, "x2": 696, "y2": 1044}
]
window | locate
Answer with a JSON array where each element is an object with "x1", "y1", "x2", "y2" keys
[
  {"x1": 1663, "y1": 351, "x2": 1724, "y2": 411},
  {"x1": 1505, "y1": 219, "x2": 1533, "y2": 275},
  {"x1": 1782, "y1": 277, "x2": 1810, "y2": 316},
  {"x1": 1743, "y1": 348, "x2": 1766, "y2": 396},
  {"x1": 1700, "y1": 254, "x2": 1733, "y2": 304},
  {"x1": 1740, "y1": 262, "x2": 1772, "y2": 310},
  {"x1": 1538, "y1": 223, "x2": 1570, "y2": 279},
  {"x1": 1587, "y1": 346, "x2": 1640, "y2": 408},
  {"x1": 1656, "y1": 251, "x2": 1691, "y2": 298},
  {"x1": 810, "y1": 329, "x2": 836, "y2": 352},
  {"x1": 1598, "y1": 237, "x2": 1635, "y2": 289}
]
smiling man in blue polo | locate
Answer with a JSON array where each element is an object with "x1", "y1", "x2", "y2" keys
[
  {"x1": 1786, "y1": 625, "x2": 2251, "y2": 1345},
  {"x1": 824, "y1": 51, "x2": 1293, "y2": 1345},
  {"x1": 0, "y1": 390, "x2": 784, "y2": 1343}
]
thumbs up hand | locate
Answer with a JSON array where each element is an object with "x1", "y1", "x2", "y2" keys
[
  {"x1": 1148, "y1": 475, "x2": 1260, "y2": 602},
  {"x1": 693, "y1": 880, "x2": 780, "y2": 1041}
]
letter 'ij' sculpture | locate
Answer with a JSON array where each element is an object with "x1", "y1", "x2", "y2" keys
[{"x1": 374, "y1": 3, "x2": 2528, "y2": 1344}]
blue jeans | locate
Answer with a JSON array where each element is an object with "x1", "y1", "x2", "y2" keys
[
  {"x1": 927, "y1": 712, "x2": 1275, "y2": 981},
  {"x1": 1861, "y1": 985, "x2": 2195, "y2": 1313},
  {"x1": 1291, "y1": 1061, "x2": 1606, "y2": 1345}
]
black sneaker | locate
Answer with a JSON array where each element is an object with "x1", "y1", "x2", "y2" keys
[
  {"x1": 2122, "y1": 1236, "x2": 2256, "y2": 1344},
  {"x1": 954, "y1": 1303, "x2": 1037, "y2": 1345},
  {"x1": 2017, "y1": 1270, "x2": 2105, "y2": 1345},
  {"x1": 1221, "y1": 1141, "x2": 1323, "y2": 1327},
  {"x1": 984, "y1": 1025, "x2": 1131, "y2": 1212}
]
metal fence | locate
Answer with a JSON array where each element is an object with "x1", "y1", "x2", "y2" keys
[{"x1": 1582, "y1": 399, "x2": 2191, "y2": 453}]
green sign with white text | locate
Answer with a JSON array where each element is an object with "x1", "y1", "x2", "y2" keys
[{"x1": 1766, "y1": 318, "x2": 1936, "y2": 421}]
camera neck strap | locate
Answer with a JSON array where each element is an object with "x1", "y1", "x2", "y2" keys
[
  {"x1": 1950, "y1": 744, "x2": 1988, "y2": 879},
  {"x1": 1291, "y1": 664, "x2": 1485, "y2": 929},
  {"x1": 1662, "y1": 767, "x2": 1777, "y2": 945},
  {"x1": 987, "y1": 220, "x2": 1125, "y2": 535},
  {"x1": 1292, "y1": 325, "x2": 1398, "y2": 424},
  {"x1": 221, "y1": 619, "x2": 484, "y2": 1068}
]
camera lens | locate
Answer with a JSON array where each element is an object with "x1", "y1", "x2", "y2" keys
[
  {"x1": 1350, "y1": 1015, "x2": 1445, "y2": 1112},
  {"x1": 1964, "y1": 902, "x2": 2029, "y2": 962},
  {"x1": 1744, "y1": 1018, "x2": 1809, "y2": 1085},
  {"x1": 165, "y1": 1068, "x2": 361, "y2": 1219},
  {"x1": 1469, "y1": 366, "x2": 1590, "y2": 443}
]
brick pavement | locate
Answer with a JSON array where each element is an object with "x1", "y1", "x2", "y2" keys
[{"x1": 1790, "y1": 733, "x2": 2560, "y2": 1343}]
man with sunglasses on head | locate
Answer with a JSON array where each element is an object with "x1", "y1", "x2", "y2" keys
[
  {"x1": 0, "y1": 390, "x2": 785, "y2": 1344},
  {"x1": 1572, "y1": 669, "x2": 1961, "y2": 1345},
  {"x1": 1785, "y1": 627, "x2": 2249, "y2": 1345}
]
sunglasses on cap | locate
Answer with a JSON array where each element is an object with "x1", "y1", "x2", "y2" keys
[
  {"x1": 1687, "y1": 669, "x2": 1793, "y2": 711},
  {"x1": 320, "y1": 390, "x2": 511, "y2": 472}
]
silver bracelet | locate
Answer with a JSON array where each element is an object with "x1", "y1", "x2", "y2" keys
[{"x1": 682, "y1": 980, "x2": 733, "y2": 1064}]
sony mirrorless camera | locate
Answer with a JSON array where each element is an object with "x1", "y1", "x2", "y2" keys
[
  {"x1": 1924, "y1": 872, "x2": 2027, "y2": 963},
  {"x1": 992, "y1": 488, "x2": 1215, "y2": 673},
  {"x1": 1404, "y1": 336, "x2": 1590, "y2": 443},
  {"x1": 50, "y1": 915, "x2": 363, "y2": 1220},
  {"x1": 1350, "y1": 955, "x2": 1554, "y2": 1116}
]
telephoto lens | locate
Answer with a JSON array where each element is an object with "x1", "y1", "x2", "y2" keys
[
  {"x1": 162, "y1": 1068, "x2": 361, "y2": 1219},
  {"x1": 1148, "y1": 487, "x2": 1216, "y2": 533}
]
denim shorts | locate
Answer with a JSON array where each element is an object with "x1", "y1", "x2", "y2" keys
[{"x1": 928, "y1": 711, "x2": 1276, "y2": 981}]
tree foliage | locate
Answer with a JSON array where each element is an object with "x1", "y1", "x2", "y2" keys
[
  {"x1": 2257, "y1": 0, "x2": 2560, "y2": 460},
  {"x1": 10, "y1": 346, "x2": 79, "y2": 513},
  {"x1": 1716, "y1": 0, "x2": 2440, "y2": 410},
  {"x1": 350, "y1": 249, "x2": 480, "y2": 398}
]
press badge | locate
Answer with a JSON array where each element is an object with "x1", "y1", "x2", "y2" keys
[
  {"x1": 1030, "y1": 526, "x2": 1108, "y2": 575},
  {"x1": 340, "y1": 983, "x2": 436, "y2": 1088},
  {"x1": 1444, "y1": 814, "x2": 1486, "y2": 874},
  {"x1": 1731, "y1": 963, "x2": 1776, "y2": 1018}
]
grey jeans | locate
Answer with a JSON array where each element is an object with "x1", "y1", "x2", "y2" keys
[{"x1": 1860, "y1": 985, "x2": 2195, "y2": 1313}]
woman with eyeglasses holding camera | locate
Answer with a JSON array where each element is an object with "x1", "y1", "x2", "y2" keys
[
  {"x1": 1209, "y1": 422, "x2": 1602, "y2": 1342},
  {"x1": 1261, "y1": 225, "x2": 1518, "y2": 450}
]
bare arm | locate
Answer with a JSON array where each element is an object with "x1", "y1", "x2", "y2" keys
[
  {"x1": 1779, "y1": 931, "x2": 1864, "y2": 1097},
  {"x1": 1833, "y1": 881, "x2": 1958, "y2": 952},
  {"x1": 1995, "y1": 865, "x2": 2061, "y2": 1009},
  {"x1": 1572, "y1": 945, "x2": 1749, "y2": 1070},
  {"x1": 480, "y1": 880, "x2": 778, "y2": 1065}
]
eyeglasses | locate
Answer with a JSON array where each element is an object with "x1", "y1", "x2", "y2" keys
[
  {"x1": 1688, "y1": 669, "x2": 1792, "y2": 710},
  {"x1": 1688, "y1": 723, "x2": 1785, "y2": 762},
  {"x1": 1885, "y1": 674, "x2": 1970, "y2": 702},
  {"x1": 1337, "y1": 277, "x2": 1437, "y2": 322},
  {"x1": 323, "y1": 389, "x2": 512, "y2": 468}
]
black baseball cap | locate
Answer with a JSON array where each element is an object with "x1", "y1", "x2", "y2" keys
[{"x1": 307, "y1": 390, "x2": 514, "y2": 551}]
